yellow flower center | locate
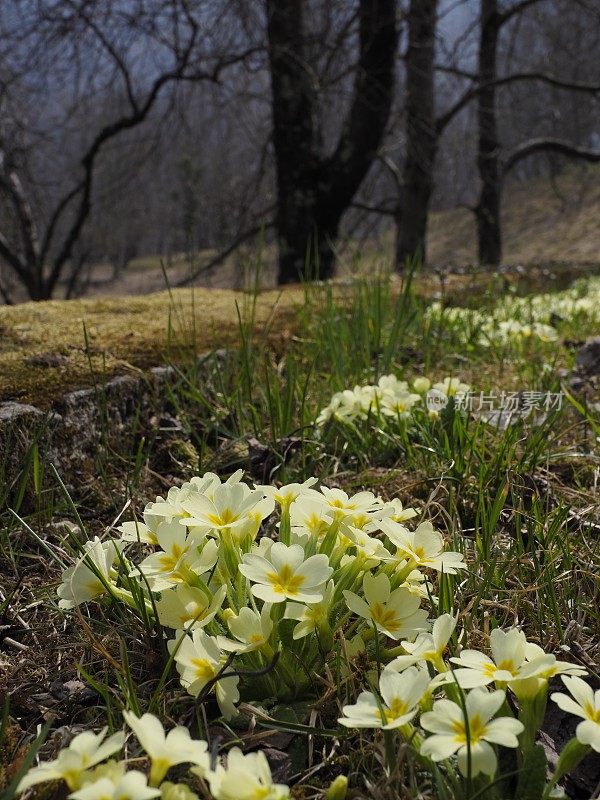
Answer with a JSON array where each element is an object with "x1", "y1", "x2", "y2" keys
[
  {"x1": 497, "y1": 659, "x2": 519, "y2": 676},
  {"x1": 452, "y1": 713, "x2": 487, "y2": 745},
  {"x1": 371, "y1": 602, "x2": 402, "y2": 633},
  {"x1": 181, "y1": 605, "x2": 207, "y2": 625},
  {"x1": 159, "y1": 544, "x2": 184, "y2": 572},
  {"x1": 584, "y1": 702, "x2": 600, "y2": 722},
  {"x1": 266, "y1": 564, "x2": 305, "y2": 596},
  {"x1": 192, "y1": 658, "x2": 216, "y2": 682},
  {"x1": 250, "y1": 633, "x2": 264, "y2": 644},
  {"x1": 207, "y1": 508, "x2": 238, "y2": 526}
]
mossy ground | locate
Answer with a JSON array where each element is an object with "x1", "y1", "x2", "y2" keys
[
  {"x1": 0, "y1": 288, "x2": 305, "y2": 405},
  {"x1": 2, "y1": 263, "x2": 598, "y2": 407}
]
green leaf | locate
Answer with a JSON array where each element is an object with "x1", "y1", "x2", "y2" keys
[{"x1": 515, "y1": 744, "x2": 548, "y2": 800}]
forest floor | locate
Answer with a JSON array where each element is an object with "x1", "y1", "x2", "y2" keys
[{"x1": 1, "y1": 265, "x2": 599, "y2": 800}]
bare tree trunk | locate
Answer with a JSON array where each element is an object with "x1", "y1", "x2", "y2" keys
[
  {"x1": 267, "y1": 0, "x2": 398, "y2": 284},
  {"x1": 395, "y1": 0, "x2": 438, "y2": 270},
  {"x1": 476, "y1": 0, "x2": 502, "y2": 267}
]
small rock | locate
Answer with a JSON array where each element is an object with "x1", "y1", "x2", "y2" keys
[{"x1": 25, "y1": 352, "x2": 70, "y2": 368}]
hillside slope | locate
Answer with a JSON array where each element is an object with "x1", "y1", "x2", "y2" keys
[{"x1": 427, "y1": 166, "x2": 600, "y2": 265}]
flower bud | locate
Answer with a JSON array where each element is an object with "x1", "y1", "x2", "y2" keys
[{"x1": 325, "y1": 775, "x2": 348, "y2": 800}]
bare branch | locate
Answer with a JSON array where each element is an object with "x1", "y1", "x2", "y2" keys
[
  {"x1": 175, "y1": 215, "x2": 275, "y2": 288},
  {"x1": 437, "y1": 71, "x2": 600, "y2": 134},
  {"x1": 503, "y1": 138, "x2": 600, "y2": 175}
]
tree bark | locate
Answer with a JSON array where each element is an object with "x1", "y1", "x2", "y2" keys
[
  {"x1": 395, "y1": 0, "x2": 438, "y2": 270},
  {"x1": 475, "y1": 0, "x2": 502, "y2": 267},
  {"x1": 267, "y1": 0, "x2": 398, "y2": 284}
]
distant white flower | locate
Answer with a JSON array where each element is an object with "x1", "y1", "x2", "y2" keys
[
  {"x1": 57, "y1": 537, "x2": 122, "y2": 609},
  {"x1": 380, "y1": 392, "x2": 421, "y2": 418},
  {"x1": 551, "y1": 676, "x2": 600, "y2": 752},
  {"x1": 70, "y1": 770, "x2": 160, "y2": 800},
  {"x1": 433, "y1": 377, "x2": 471, "y2": 398},
  {"x1": 168, "y1": 630, "x2": 239, "y2": 719},
  {"x1": 123, "y1": 712, "x2": 209, "y2": 786},
  {"x1": 378, "y1": 374, "x2": 409, "y2": 395},
  {"x1": 239, "y1": 542, "x2": 332, "y2": 604},
  {"x1": 380, "y1": 520, "x2": 466, "y2": 574},
  {"x1": 17, "y1": 728, "x2": 124, "y2": 792},
  {"x1": 155, "y1": 584, "x2": 226, "y2": 631},
  {"x1": 339, "y1": 666, "x2": 430, "y2": 730},
  {"x1": 420, "y1": 688, "x2": 523, "y2": 777},
  {"x1": 343, "y1": 572, "x2": 429, "y2": 640},
  {"x1": 197, "y1": 747, "x2": 290, "y2": 800},
  {"x1": 413, "y1": 377, "x2": 431, "y2": 394}
]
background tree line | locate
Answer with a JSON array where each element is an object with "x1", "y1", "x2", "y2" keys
[{"x1": 0, "y1": 0, "x2": 599, "y2": 302}]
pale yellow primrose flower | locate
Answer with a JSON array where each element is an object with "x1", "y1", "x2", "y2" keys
[
  {"x1": 380, "y1": 391, "x2": 422, "y2": 418},
  {"x1": 524, "y1": 642, "x2": 588, "y2": 679},
  {"x1": 398, "y1": 566, "x2": 434, "y2": 600},
  {"x1": 155, "y1": 584, "x2": 227, "y2": 630},
  {"x1": 290, "y1": 496, "x2": 334, "y2": 539},
  {"x1": 17, "y1": 728, "x2": 124, "y2": 792},
  {"x1": 117, "y1": 504, "x2": 163, "y2": 544},
  {"x1": 389, "y1": 613, "x2": 457, "y2": 671},
  {"x1": 551, "y1": 676, "x2": 600, "y2": 752},
  {"x1": 380, "y1": 519, "x2": 466, "y2": 574},
  {"x1": 378, "y1": 374, "x2": 410, "y2": 394},
  {"x1": 58, "y1": 538, "x2": 122, "y2": 610},
  {"x1": 420, "y1": 688, "x2": 524, "y2": 777},
  {"x1": 70, "y1": 770, "x2": 160, "y2": 800},
  {"x1": 284, "y1": 580, "x2": 334, "y2": 639},
  {"x1": 195, "y1": 747, "x2": 290, "y2": 800},
  {"x1": 239, "y1": 542, "x2": 332, "y2": 603},
  {"x1": 218, "y1": 604, "x2": 274, "y2": 653},
  {"x1": 339, "y1": 526, "x2": 392, "y2": 566},
  {"x1": 339, "y1": 666, "x2": 430, "y2": 730},
  {"x1": 160, "y1": 783, "x2": 200, "y2": 800},
  {"x1": 123, "y1": 712, "x2": 209, "y2": 786},
  {"x1": 180, "y1": 483, "x2": 270, "y2": 536},
  {"x1": 256, "y1": 478, "x2": 319, "y2": 510},
  {"x1": 316, "y1": 487, "x2": 383, "y2": 522},
  {"x1": 149, "y1": 471, "x2": 245, "y2": 520},
  {"x1": 376, "y1": 498, "x2": 418, "y2": 524},
  {"x1": 432, "y1": 377, "x2": 471, "y2": 397},
  {"x1": 343, "y1": 572, "x2": 429, "y2": 640},
  {"x1": 448, "y1": 628, "x2": 555, "y2": 688},
  {"x1": 132, "y1": 522, "x2": 218, "y2": 591},
  {"x1": 168, "y1": 630, "x2": 239, "y2": 719}
]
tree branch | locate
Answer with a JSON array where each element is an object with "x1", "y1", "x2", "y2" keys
[
  {"x1": 503, "y1": 138, "x2": 600, "y2": 175},
  {"x1": 175, "y1": 213, "x2": 276, "y2": 288},
  {"x1": 499, "y1": 0, "x2": 549, "y2": 25},
  {"x1": 437, "y1": 71, "x2": 600, "y2": 134}
]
